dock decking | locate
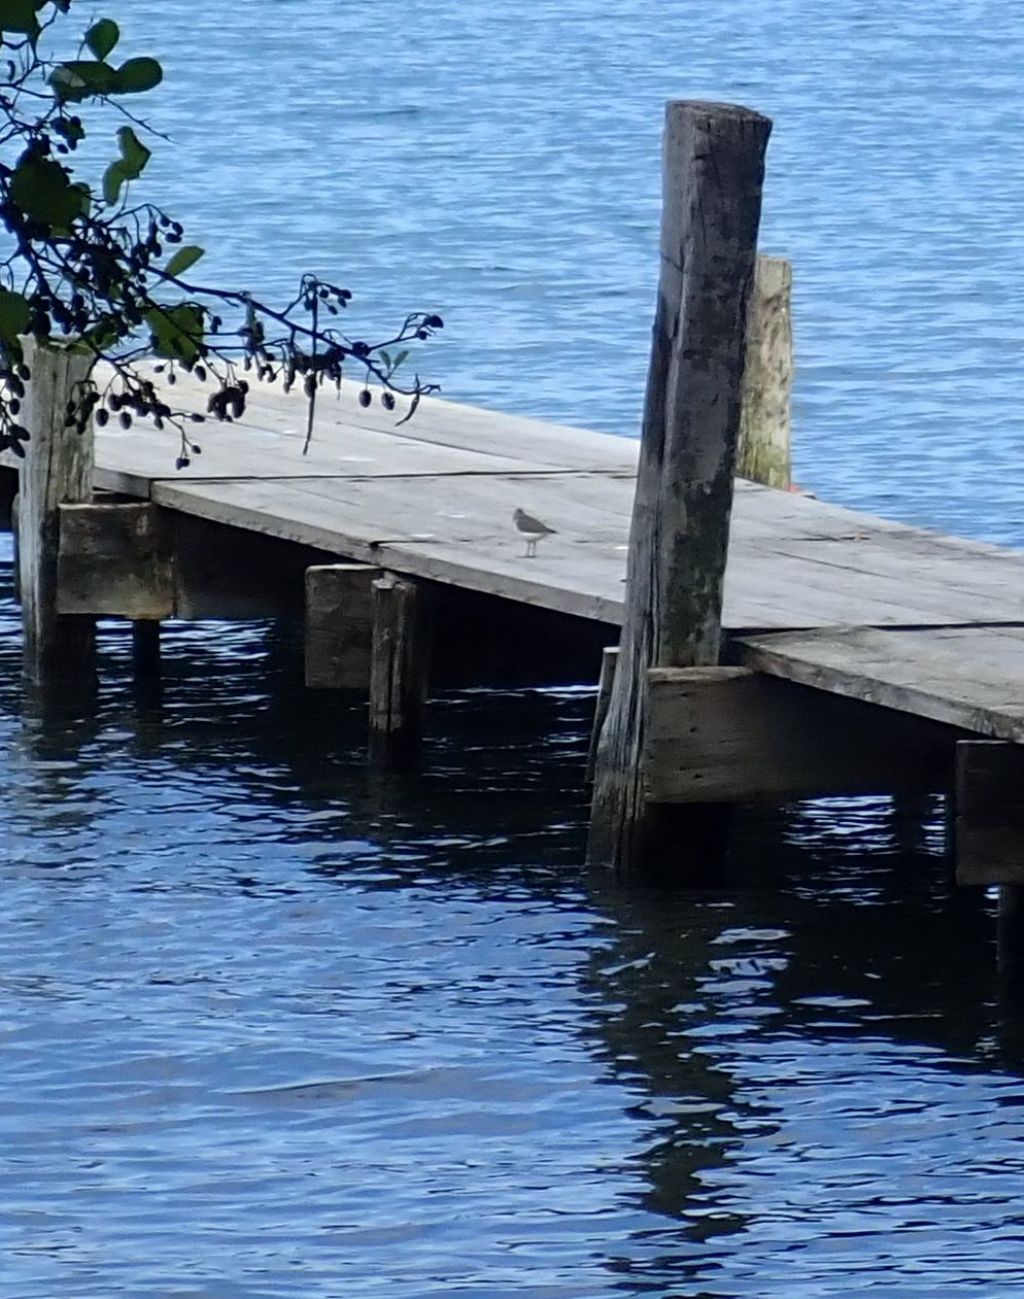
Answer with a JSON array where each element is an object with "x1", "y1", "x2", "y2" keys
[{"x1": 76, "y1": 369, "x2": 1024, "y2": 743}]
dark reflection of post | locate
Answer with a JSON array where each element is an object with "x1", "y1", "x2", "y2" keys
[
  {"x1": 581, "y1": 874, "x2": 751, "y2": 1257},
  {"x1": 578, "y1": 796, "x2": 1024, "y2": 1291}
]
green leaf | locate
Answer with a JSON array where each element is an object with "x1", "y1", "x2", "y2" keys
[
  {"x1": 112, "y1": 56, "x2": 163, "y2": 94},
  {"x1": 85, "y1": 18, "x2": 119, "y2": 60},
  {"x1": 2, "y1": 0, "x2": 41, "y2": 39},
  {"x1": 144, "y1": 303, "x2": 205, "y2": 363},
  {"x1": 81, "y1": 316, "x2": 123, "y2": 352},
  {"x1": 50, "y1": 59, "x2": 115, "y2": 102},
  {"x1": 164, "y1": 246, "x2": 205, "y2": 279},
  {"x1": 102, "y1": 127, "x2": 151, "y2": 206},
  {"x1": 9, "y1": 153, "x2": 91, "y2": 230},
  {"x1": 102, "y1": 159, "x2": 126, "y2": 206},
  {"x1": 116, "y1": 125, "x2": 151, "y2": 178},
  {"x1": 0, "y1": 289, "x2": 31, "y2": 343}
]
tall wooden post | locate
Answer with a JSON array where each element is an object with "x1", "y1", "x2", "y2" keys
[
  {"x1": 737, "y1": 255, "x2": 793, "y2": 489},
  {"x1": 18, "y1": 340, "x2": 97, "y2": 688},
  {"x1": 588, "y1": 101, "x2": 771, "y2": 873}
]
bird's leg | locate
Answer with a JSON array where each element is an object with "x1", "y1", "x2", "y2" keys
[{"x1": 526, "y1": 536, "x2": 537, "y2": 559}]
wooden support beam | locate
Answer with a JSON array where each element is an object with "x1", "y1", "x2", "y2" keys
[
  {"x1": 368, "y1": 573, "x2": 429, "y2": 770},
  {"x1": 955, "y1": 740, "x2": 1024, "y2": 885},
  {"x1": 57, "y1": 501, "x2": 174, "y2": 618},
  {"x1": 305, "y1": 563, "x2": 377, "y2": 688},
  {"x1": 589, "y1": 100, "x2": 772, "y2": 873},
  {"x1": 18, "y1": 340, "x2": 97, "y2": 687},
  {"x1": 52, "y1": 501, "x2": 341, "y2": 623},
  {"x1": 646, "y1": 666, "x2": 955, "y2": 803},
  {"x1": 737, "y1": 255, "x2": 793, "y2": 489}
]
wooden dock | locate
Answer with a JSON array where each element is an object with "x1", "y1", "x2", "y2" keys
[
  {"x1": 87, "y1": 370, "x2": 1024, "y2": 644},
  {"x1": 4, "y1": 100, "x2": 1023, "y2": 897},
  {"x1": 6, "y1": 363, "x2": 1024, "y2": 888}
]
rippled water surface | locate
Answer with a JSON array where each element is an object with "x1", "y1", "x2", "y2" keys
[{"x1": 4, "y1": 1, "x2": 1024, "y2": 1295}]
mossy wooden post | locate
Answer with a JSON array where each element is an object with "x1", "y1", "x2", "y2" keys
[
  {"x1": 737, "y1": 255, "x2": 792, "y2": 489},
  {"x1": 368, "y1": 572, "x2": 429, "y2": 770},
  {"x1": 588, "y1": 100, "x2": 771, "y2": 874},
  {"x1": 18, "y1": 339, "x2": 97, "y2": 689}
]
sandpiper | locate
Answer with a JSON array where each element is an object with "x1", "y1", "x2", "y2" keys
[{"x1": 513, "y1": 507, "x2": 557, "y2": 558}]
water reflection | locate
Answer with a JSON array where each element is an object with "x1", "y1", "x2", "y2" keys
[{"x1": 6, "y1": 531, "x2": 1024, "y2": 1295}]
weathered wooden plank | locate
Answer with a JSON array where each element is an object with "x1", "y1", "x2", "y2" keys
[
  {"x1": 590, "y1": 99, "x2": 772, "y2": 871},
  {"x1": 93, "y1": 413, "x2": 575, "y2": 495},
  {"x1": 369, "y1": 573, "x2": 429, "y2": 769},
  {"x1": 139, "y1": 467, "x2": 1024, "y2": 636},
  {"x1": 955, "y1": 741, "x2": 1024, "y2": 885},
  {"x1": 737, "y1": 626, "x2": 1024, "y2": 740},
  {"x1": 202, "y1": 374, "x2": 641, "y2": 472},
  {"x1": 93, "y1": 360, "x2": 641, "y2": 474},
  {"x1": 646, "y1": 666, "x2": 955, "y2": 803},
  {"x1": 305, "y1": 564, "x2": 377, "y2": 689},
  {"x1": 18, "y1": 341, "x2": 97, "y2": 686},
  {"x1": 57, "y1": 502, "x2": 174, "y2": 619},
  {"x1": 738, "y1": 255, "x2": 792, "y2": 488}
]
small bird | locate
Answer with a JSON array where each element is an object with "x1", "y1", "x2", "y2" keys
[{"x1": 513, "y1": 507, "x2": 557, "y2": 558}]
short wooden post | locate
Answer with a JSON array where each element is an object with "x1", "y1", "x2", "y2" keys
[
  {"x1": 18, "y1": 340, "x2": 97, "y2": 687},
  {"x1": 305, "y1": 563, "x2": 378, "y2": 689},
  {"x1": 737, "y1": 255, "x2": 793, "y2": 489},
  {"x1": 588, "y1": 100, "x2": 771, "y2": 873},
  {"x1": 586, "y1": 645, "x2": 618, "y2": 781},
  {"x1": 368, "y1": 572, "x2": 429, "y2": 770}
]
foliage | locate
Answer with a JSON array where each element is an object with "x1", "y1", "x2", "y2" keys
[{"x1": 0, "y1": 0, "x2": 442, "y2": 464}]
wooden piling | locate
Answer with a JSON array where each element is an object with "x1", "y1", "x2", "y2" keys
[
  {"x1": 737, "y1": 255, "x2": 793, "y2": 489},
  {"x1": 17, "y1": 340, "x2": 97, "y2": 688},
  {"x1": 588, "y1": 100, "x2": 771, "y2": 874},
  {"x1": 305, "y1": 563, "x2": 378, "y2": 689},
  {"x1": 368, "y1": 572, "x2": 429, "y2": 770}
]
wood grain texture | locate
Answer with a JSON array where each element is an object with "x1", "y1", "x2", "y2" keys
[
  {"x1": 737, "y1": 255, "x2": 792, "y2": 488},
  {"x1": 586, "y1": 646, "x2": 619, "y2": 781},
  {"x1": 736, "y1": 626, "x2": 1024, "y2": 740},
  {"x1": 645, "y1": 666, "x2": 954, "y2": 803},
  {"x1": 74, "y1": 363, "x2": 1024, "y2": 637},
  {"x1": 369, "y1": 573, "x2": 429, "y2": 770},
  {"x1": 18, "y1": 341, "x2": 97, "y2": 685},
  {"x1": 589, "y1": 100, "x2": 772, "y2": 870},
  {"x1": 57, "y1": 502, "x2": 174, "y2": 619},
  {"x1": 305, "y1": 564, "x2": 377, "y2": 689}
]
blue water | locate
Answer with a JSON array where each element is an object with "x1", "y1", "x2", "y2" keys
[
  {"x1": 4, "y1": 2, "x2": 1024, "y2": 1296},
  {"x1": 116, "y1": 0, "x2": 1024, "y2": 544}
]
